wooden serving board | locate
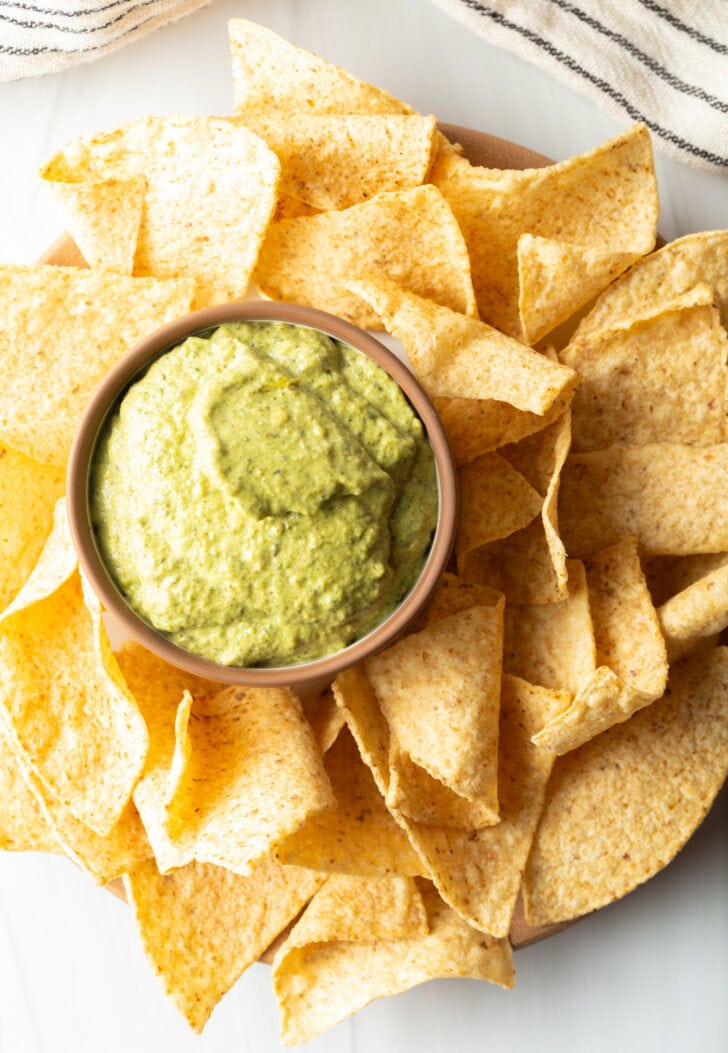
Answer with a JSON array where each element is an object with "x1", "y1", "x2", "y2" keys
[{"x1": 42, "y1": 124, "x2": 570, "y2": 951}]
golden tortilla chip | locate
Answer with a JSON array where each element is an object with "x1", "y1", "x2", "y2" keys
[
  {"x1": 41, "y1": 116, "x2": 280, "y2": 308},
  {"x1": 397, "y1": 676, "x2": 569, "y2": 938},
  {"x1": 413, "y1": 572, "x2": 502, "y2": 631},
  {"x1": 43, "y1": 174, "x2": 145, "y2": 274},
  {"x1": 562, "y1": 285, "x2": 728, "y2": 451},
  {"x1": 124, "y1": 855, "x2": 324, "y2": 1033},
  {"x1": 0, "y1": 721, "x2": 59, "y2": 853},
  {"x1": 657, "y1": 556, "x2": 728, "y2": 662},
  {"x1": 276, "y1": 727, "x2": 425, "y2": 877},
  {"x1": 0, "y1": 501, "x2": 149, "y2": 836},
  {"x1": 576, "y1": 230, "x2": 728, "y2": 339},
  {"x1": 229, "y1": 19, "x2": 413, "y2": 116},
  {"x1": 301, "y1": 689, "x2": 346, "y2": 755},
  {"x1": 434, "y1": 395, "x2": 565, "y2": 465},
  {"x1": 523, "y1": 647, "x2": 728, "y2": 925},
  {"x1": 456, "y1": 452, "x2": 543, "y2": 568},
  {"x1": 273, "y1": 878, "x2": 513, "y2": 1045},
  {"x1": 0, "y1": 264, "x2": 194, "y2": 466},
  {"x1": 157, "y1": 685, "x2": 334, "y2": 875},
  {"x1": 347, "y1": 274, "x2": 576, "y2": 412},
  {"x1": 120, "y1": 643, "x2": 221, "y2": 872},
  {"x1": 239, "y1": 114, "x2": 437, "y2": 210},
  {"x1": 257, "y1": 186, "x2": 477, "y2": 326},
  {"x1": 460, "y1": 412, "x2": 571, "y2": 604},
  {"x1": 642, "y1": 553, "x2": 728, "y2": 607},
  {"x1": 365, "y1": 607, "x2": 503, "y2": 827},
  {"x1": 504, "y1": 560, "x2": 596, "y2": 695},
  {"x1": 432, "y1": 124, "x2": 657, "y2": 339},
  {"x1": 560, "y1": 443, "x2": 728, "y2": 558},
  {"x1": 533, "y1": 538, "x2": 667, "y2": 754},
  {"x1": 0, "y1": 443, "x2": 65, "y2": 612},
  {"x1": 518, "y1": 234, "x2": 639, "y2": 345}
]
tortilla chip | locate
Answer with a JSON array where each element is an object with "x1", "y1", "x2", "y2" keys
[
  {"x1": 576, "y1": 230, "x2": 728, "y2": 339},
  {"x1": 504, "y1": 560, "x2": 596, "y2": 695},
  {"x1": 301, "y1": 689, "x2": 346, "y2": 755},
  {"x1": 642, "y1": 553, "x2": 728, "y2": 607},
  {"x1": 155, "y1": 685, "x2": 334, "y2": 875},
  {"x1": 0, "y1": 264, "x2": 194, "y2": 466},
  {"x1": 532, "y1": 538, "x2": 667, "y2": 754},
  {"x1": 42, "y1": 116, "x2": 280, "y2": 308},
  {"x1": 0, "y1": 501, "x2": 149, "y2": 836},
  {"x1": 229, "y1": 18, "x2": 413, "y2": 116},
  {"x1": 257, "y1": 186, "x2": 477, "y2": 326},
  {"x1": 523, "y1": 647, "x2": 728, "y2": 925},
  {"x1": 518, "y1": 235, "x2": 639, "y2": 345},
  {"x1": 239, "y1": 114, "x2": 437, "y2": 210},
  {"x1": 347, "y1": 274, "x2": 576, "y2": 412},
  {"x1": 42, "y1": 174, "x2": 145, "y2": 274},
  {"x1": 413, "y1": 572, "x2": 502, "y2": 631},
  {"x1": 657, "y1": 556, "x2": 728, "y2": 662},
  {"x1": 115, "y1": 643, "x2": 222, "y2": 873},
  {"x1": 124, "y1": 855, "x2": 324, "y2": 1033},
  {"x1": 276, "y1": 727, "x2": 425, "y2": 877},
  {"x1": 398, "y1": 676, "x2": 570, "y2": 938},
  {"x1": 434, "y1": 395, "x2": 565, "y2": 465},
  {"x1": 562, "y1": 285, "x2": 728, "y2": 451},
  {"x1": 560, "y1": 443, "x2": 728, "y2": 558},
  {"x1": 365, "y1": 606, "x2": 503, "y2": 826},
  {"x1": 460, "y1": 412, "x2": 571, "y2": 604},
  {"x1": 0, "y1": 721, "x2": 59, "y2": 853},
  {"x1": 456, "y1": 452, "x2": 543, "y2": 567},
  {"x1": 273, "y1": 878, "x2": 513, "y2": 1045},
  {"x1": 432, "y1": 124, "x2": 657, "y2": 339},
  {"x1": 0, "y1": 443, "x2": 65, "y2": 612}
]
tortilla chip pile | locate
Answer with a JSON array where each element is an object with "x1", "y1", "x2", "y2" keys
[{"x1": 1, "y1": 17, "x2": 727, "y2": 1046}]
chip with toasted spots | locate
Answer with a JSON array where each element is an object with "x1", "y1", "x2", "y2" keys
[
  {"x1": 524, "y1": 648, "x2": 728, "y2": 925},
  {"x1": 272, "y1": 877, "x2": 513, "y2": 1045},
  {"x1": 657, "y1": 555, "x2": 728, "y2": 663},
  {"x1": 257, "y1": 186, "x2": 477, "y2": 326},
  {"x1": 124, "y1": 855, "x2": 324, "y2": 1033},
  {"x1": 431, "y1": 124, "x2": 657, "y2": 339}
]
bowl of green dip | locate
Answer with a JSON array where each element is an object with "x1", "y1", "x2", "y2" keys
[{"x1": 67, "y1": 302, "x2": 457, "y2": 687}]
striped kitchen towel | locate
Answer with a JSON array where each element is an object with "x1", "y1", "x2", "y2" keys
[
  {"x1": 431, "y1": 0, "x2": 728, "y2": 172},
  {"x1": 0, "y1": 0, "x2": 212, "y2": 81}
]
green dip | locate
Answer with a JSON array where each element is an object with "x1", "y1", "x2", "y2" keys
[{"x1": 91, "y1": 321, "x2": 438, "y2": 667}]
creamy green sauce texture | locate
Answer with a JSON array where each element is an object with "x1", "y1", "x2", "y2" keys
[{"x1": 92, "y1": 321, "x2": 438, "y2": 666}]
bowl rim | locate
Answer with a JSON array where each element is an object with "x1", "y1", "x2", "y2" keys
[{"x1": 66, "y1": 300, "x2": 458, "y2": 688}]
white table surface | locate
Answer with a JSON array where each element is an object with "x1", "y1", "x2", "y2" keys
[{"x1": 0, "y1": 2, "x2": 727, "y2": 1051}]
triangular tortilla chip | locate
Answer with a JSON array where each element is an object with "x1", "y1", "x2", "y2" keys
[
  {"x1": 434, "y1": 394, "x2": 566, "y2": 465},
  {"x1": 533, "y1": 538, "x2": 668, "y2": 754},
  {"x1": 42, "y1": 116, "x2": 280, "y2": 308},
  {"x1": 347, "y1": 274, "x2": 576, "y2": 412},
  {"x1": 229, "y1": 18, "x2": 414, "y2": 116},
  {"x1": 0, "y1": 721, "x2": 60, "y2": 853},
  {"x1": 524, "y1": 647, "x2": 728, "y2": 925},
  {"x1": 42, "y1": 174, "x2": 145, "y2": 274},
  {"x1": 457, "y1": 452, "x2": 543, "y2": 568},
  {"x1": 576, "y1": 230, "x2": 728, "y2": 339},
  {"x1": 364, "y1": 606, "x2": 504, "y2": 826},
  {"x1": 657, "y1": 556, "x2": 728, "y2": 662},
  {"x1": 257, "y1": 186, "x2": 477, "y2": 326},
  {"x1": 124, "y1": 855, "x2": 324, "y2": 1033},
  {"x1": 272, "y1": 878, "x2": 513, "y2": 1045},
  {"x1": 0, "y1": 264, "x2": 194, "y2": 466},
  {"x1": 0, "y1": 442, "x2": 65, "y2": 612},
  {"x1": 238, "y1": 113, "x2": 437, "y2": 210},
  {"x1": 432, "y1": 124, "x2": 657, "y2": 338},
  {"x1": 0, "y1": 502, "x2": 149, "y2": 836},
  {"x1": 518, "y1": 234, "x2": 639, "y2": 344},
  {"x1": 154, "y1": 685, "x2": 334, "y2": 875},
  {"x1": 562, "y1": 284, "x2": 728, "y2": 451}
]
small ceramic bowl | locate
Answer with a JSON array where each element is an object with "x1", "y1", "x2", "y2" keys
[{"x1": 67, "y1": 301, "x2": 458, "y2": 689}]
